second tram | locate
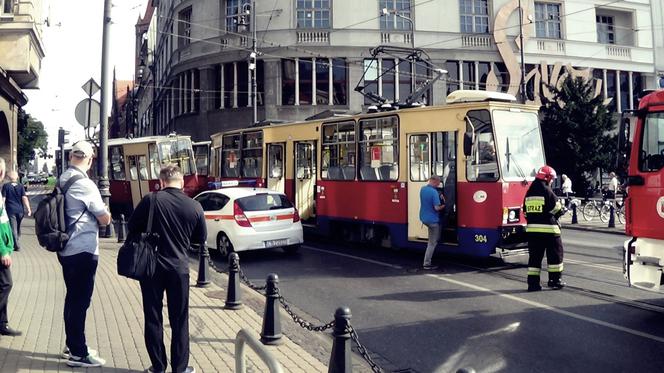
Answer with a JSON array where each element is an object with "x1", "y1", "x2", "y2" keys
[{"x1": 209, "y1": 91, "x2": 546, "y2": 257}]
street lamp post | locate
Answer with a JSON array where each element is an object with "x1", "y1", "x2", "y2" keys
[
  {"x1": 241, "y1": 2, "x2": 258, "y2": 125},
  {"x1": 381, "y1": 8, "x2": 415, "y2": 92},
  {"x1": 517, "y1": 0, "x2": 527, "y2": 104},
  {"x1": 99, "y1": 0, "x2": 113, "y2": 237}
]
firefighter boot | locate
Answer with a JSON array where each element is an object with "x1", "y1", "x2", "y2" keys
[
  {"x1": 527, "y1": 275, "x2": 542, "y2": 292},
  {"x1": 547, "y1": 272, "x2": 566, "y2": 290}
]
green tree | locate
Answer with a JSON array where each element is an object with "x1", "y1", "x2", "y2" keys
[
  {"x1": 540, "y1": 76, "x2": 616, "y2": 195},
  {"x1": 17, "y1": 108, "x2": 48, "y2": 170}
]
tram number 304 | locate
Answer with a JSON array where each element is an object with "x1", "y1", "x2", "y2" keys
[{"x1": 474, "y1": 234, "x2": 488, "y2": 243}]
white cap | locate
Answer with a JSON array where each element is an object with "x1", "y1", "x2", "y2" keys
[{"x1": 71, "y1": 140, "x2": 95, "y2": 158}]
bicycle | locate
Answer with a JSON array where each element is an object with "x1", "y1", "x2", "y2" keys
[
  {"x1": 581, "y1": 198, "x2": 612, "y2": 222},
  {"x1": 599, "y1": 199, "x2": 625, "y2": 224}
]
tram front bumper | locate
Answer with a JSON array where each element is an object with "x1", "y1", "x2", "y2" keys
[{"x1": 499, "y1": 225, "x2": 527, "y2": 249}]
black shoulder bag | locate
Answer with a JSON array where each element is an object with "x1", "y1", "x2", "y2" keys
[{"x1": 117, "y1": 193, "x2": 159, "y2": 281}]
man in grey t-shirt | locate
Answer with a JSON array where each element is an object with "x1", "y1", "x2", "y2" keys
[{"x1": 58, "y1": 141, "x2": 111, "y2": 368}]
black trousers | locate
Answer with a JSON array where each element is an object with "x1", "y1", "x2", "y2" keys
[
  {"x1": 140, "y1": 269, "x2": 190, "y2": 373},
  {"x1": 527, "y1": 232, "x2": 564, "y2": 281},
  {"x1": 0, "y1": 263, "x2": 11, "y2": 326},
  {"x1": 59, "y1": 252, "x2": 98, "y2": 358},
  {"x1": 8, "y1": 214, "x2": 23, "y2": 250}
]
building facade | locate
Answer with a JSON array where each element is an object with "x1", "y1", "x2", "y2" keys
[
  {"x1": 0, "y1": 0, "x2": 45, "y2": 170},
  {"x1": 132, "y1": 0, "x2": 658, "y2": 142}
]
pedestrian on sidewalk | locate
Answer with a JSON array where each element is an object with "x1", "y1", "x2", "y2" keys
[
  {"x1": 419, "y1": 174, "x2": 445, "y2": 270},
  {"x1": 0, "y1": 157, "x2": 22, "y2": 337},
  {"x1": 607, "y1": 172, "x2": 619, "y2": 200},
  {"x1": 524, "y1": 165, "x2": 566, "y2": 292},
  {"x1": 58, "y1": 141, "x2": 112, "y2": 368},
  {"x1": 127, "y1": 164, "x2": 206, "y2": 373},
  {"x1": 1, "y1": 170, "x2": 31, "y2": 251},
  {"x1": 561, "y1": 174, "x2": 573, "y2": 208}
]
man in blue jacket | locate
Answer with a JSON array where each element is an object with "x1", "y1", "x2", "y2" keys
[{"x1": 419, "y1": 175, "x2": 445, "y2": 270}]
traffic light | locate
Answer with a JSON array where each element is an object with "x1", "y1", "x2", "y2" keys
[{"x1": 58, "y1": 127, "x2": 70, "y2": 148}]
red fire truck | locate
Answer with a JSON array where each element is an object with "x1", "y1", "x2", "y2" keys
[{"x1": 619, "y1": 89, "x2": 664, "y2": 291}]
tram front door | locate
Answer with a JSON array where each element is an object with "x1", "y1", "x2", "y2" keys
[{"x1": 407, "y1": 132, "x2": 458, "y2": 243}]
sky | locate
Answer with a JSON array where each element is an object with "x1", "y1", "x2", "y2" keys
[{"x1": 23, "y1": 0, "x2": 147, "y2": 164}]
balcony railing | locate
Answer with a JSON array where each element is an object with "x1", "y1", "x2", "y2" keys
[
  {"x1": 536, "y1": 39, "x2": 565, "y2": 53},
  {"x1": 296, "y1": 31, "x2": 329, "y2": 44},
  {"x1": 461, "y1": 34, "x2": 492, "y2": 48},
  {"x1": 606, "y1": 45, "x2": 631, "y2": 60},
  {"x1": 380, "y1": 32, "x2": 413, "y2": 45}
]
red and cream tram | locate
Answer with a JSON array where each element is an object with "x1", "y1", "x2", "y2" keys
[
  {"x1": 61, "y1": 135, "x2": 205, "y2": 217},
  {"x1": 209, "y1": 91, "x2": 546, "y2": 257}
]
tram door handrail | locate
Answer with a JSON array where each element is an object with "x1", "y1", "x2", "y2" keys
[{"x1": 235, "y1": 329, "x2": 284, "y2": 373}]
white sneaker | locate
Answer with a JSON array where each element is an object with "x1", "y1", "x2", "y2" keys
[
  {"x1": 66, "y1": 354, "x2": 106, "y2": 368},
  {"x1": 62, "y1": 347, "x2": 97, "y2": 359},
  {"x1": 183, "y1": 367, "x2": 196, "y2": 373}
]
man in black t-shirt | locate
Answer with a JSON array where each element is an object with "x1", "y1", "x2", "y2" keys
[
  {"x1": 127, "y1": 164, "x2": 206, "y2": 373},
  {"x1": 1, "y1": 171, "x2": 31, "y2": 252}
]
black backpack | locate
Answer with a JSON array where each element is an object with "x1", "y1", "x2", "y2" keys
[{"x1": 34, "y1": 174, "x2": 87, "y2": 252}]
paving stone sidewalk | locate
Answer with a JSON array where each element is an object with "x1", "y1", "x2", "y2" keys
[{"x1": 0, "y1": 219, "x2": 327, "y2": 372}]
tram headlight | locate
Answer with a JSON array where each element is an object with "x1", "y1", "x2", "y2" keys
[{"x1": 506, "y1": 207, "x2": 520, "y2": 223}]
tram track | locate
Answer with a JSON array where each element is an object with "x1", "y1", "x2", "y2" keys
[{"x1": 447, "y1": 259, "x2": 664, "y2": 316}]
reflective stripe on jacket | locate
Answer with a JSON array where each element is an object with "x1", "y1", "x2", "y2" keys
[{"x1": 524, "y1": 179, "x2": 561, "y2": 236}]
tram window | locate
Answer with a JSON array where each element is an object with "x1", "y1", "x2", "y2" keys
[
  {"x1": 465, "y1": 110, "x2": 498, "y2": 182},
  {"x1": 321, "y1": 121, "x2": 356, "y2": 180},
  {"x1": 359, "y1": 116, "x2": 398, "y2": 181},
  {"x1": 222, "y1": 134, "x2": 241, "y2": 178},
  {"x1": 176, "y1": 138, "x2": 194, "y2": 175},
  {"x1": 138, "y1": 156, "x2": 149, "y2": 181},
  {"x1": 409, "y1": 135, "x2": 430, "y2": 181},
  {"x1": 128, "y1": 156, "x2": 139, "y2": 181},
  {"x1": 242, "y1": 131, "x2": 263, "y2": 178},
  {"x1": 194, "y1": 145, "x2": 209, "y2": 176},
  {"x1": 640, "y1": 113, "x2": 664, "y2": 172},
  {"x1": 268, "y1": 144, "x2": 284, "y2": 179},
  {"x1": 149, "y1": 144, "x2": 160, "y2": 179},
  {"x1": 296, "y1": 143, "x2": 315, "y2": 180},
  {"x1": 110, "y1": 146, "x2": 126, "y2": 181}
]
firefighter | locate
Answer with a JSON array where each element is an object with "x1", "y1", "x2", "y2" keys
[{"x1": 524, "y1": 165, "x2": 566, "y2": 292}]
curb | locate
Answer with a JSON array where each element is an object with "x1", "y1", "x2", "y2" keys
[{"x1": 562, "y1": 224, "x2": 626, "y2": 236}]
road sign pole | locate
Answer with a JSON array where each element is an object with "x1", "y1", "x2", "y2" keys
[{"x1": 99, "y1": 0, "x2": 113, "y2": 238}]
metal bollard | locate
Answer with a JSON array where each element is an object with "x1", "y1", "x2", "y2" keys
[
  {"x1": 116, "y1": 214, "x2": 127, "y2": 243},
  {"x1": 225, "y1": 253, "x2": 243, "y2": 310},
  {"x1": 571, "y1": 203, "x2": 578, "y2": 224},
  {"x1": 328, "y1": 307, "x2": 352, "y2": 373},
  {"x1": 196, "y1": 244, "x2": 211, "y2": 288},
  {"x1": 608, "y1": 203, "x2": 616, "y2": 228},
  {"x1": 260, "y1": 274, "x2": 283, "y2": 345}
]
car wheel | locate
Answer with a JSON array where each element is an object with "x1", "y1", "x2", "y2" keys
[
  {"x1": 217, "y1": 233, "x2": 234, "y2": 258},
  {"x1": 283, "y1": 244, "x2": 300, "y2": 254}
]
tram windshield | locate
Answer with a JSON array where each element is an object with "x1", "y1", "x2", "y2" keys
[
  {"x1": 493, "y1": 110, "x2": 545, "y2": 181},
  {"x1": 156, "y1": 137, "x2": 196, "y2": 176}
]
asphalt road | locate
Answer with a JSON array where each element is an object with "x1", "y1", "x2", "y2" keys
[{"x1": 217, "y1": 229, "x2": 664, "y2": 373}]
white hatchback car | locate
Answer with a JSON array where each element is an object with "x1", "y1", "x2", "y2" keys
[{"x1": 194, "y1": 188, "x2": 303, "y2": 256}]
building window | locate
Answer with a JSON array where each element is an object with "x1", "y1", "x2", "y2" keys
[
  {"x1": 535, "y1": 2, "x2": 561, "y2": 39},
  {"x1": 282, "y1": 58, "x2": 347, "y2": 106},
  {"x1": 596, "y1": 15, "x2": 615, "y2": 44},
  {"x1": 459, "y1": 0, "x2": 489, "y2": 34},
  {"x1": 363, "y1": 58, "x2": 429, "y2": 104},
  {"x1": 379, "y1": 0, "x2": 412, "y2": 30},
  {"x1": 178, "y1": 7, "x2": 192, "y2": 48},
  {"x1": 297, "y1": 0, "x2": 330, "y2": 29},
  {"x1": 226, "y1": 0, "x2": 251, "y2": 32},
  {"x1": 1, "y1": 0, "x2": 13, "y2": 14}
]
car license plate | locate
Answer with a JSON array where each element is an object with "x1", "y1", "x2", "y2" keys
[{"x1": 264, "y1": 239, "x2": 288, "y2": 248}]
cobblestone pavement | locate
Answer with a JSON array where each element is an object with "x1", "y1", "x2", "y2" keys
[{"x1": 0, "y1": 219, "x2": 327, "y2": 372}]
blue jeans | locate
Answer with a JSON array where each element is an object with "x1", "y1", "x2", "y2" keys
[
  {"x1": 58, "y1": 252, "x2": 98, "y2": 358},
  {"x1": 423, "y1": 223, "x2": 440, "y2": 267}
]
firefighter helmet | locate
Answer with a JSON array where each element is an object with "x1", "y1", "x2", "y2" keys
[{"x1": 536, "y1": 165, "x2": 557, "y2": 183}]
